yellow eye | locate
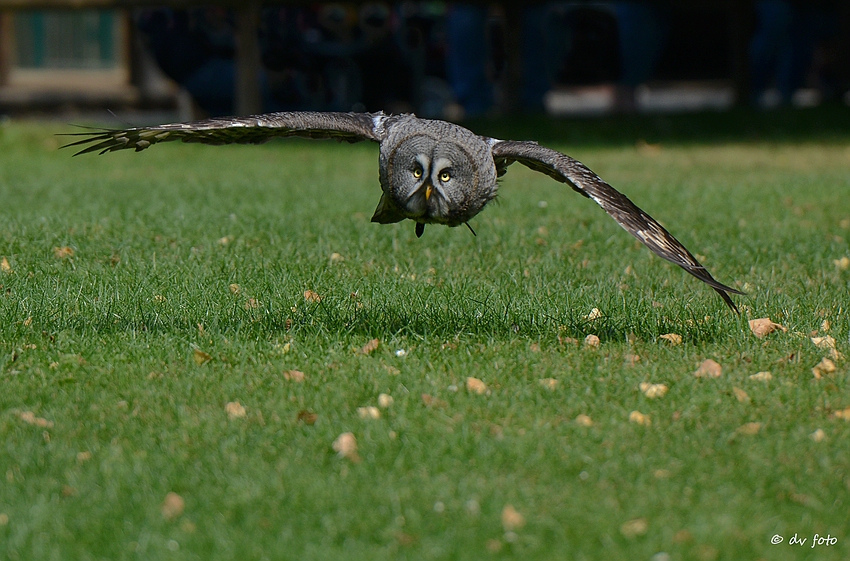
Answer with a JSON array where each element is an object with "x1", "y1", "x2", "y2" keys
[
  {"x1": 439, "y1": 171, "x2": 451, "y2": 182},
  {"x1": 413, "y1": 168, "x2": 423, "y2": 178}
]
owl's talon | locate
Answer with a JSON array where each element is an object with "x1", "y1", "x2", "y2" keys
[{"x1": 415, "y1": 222, "x2": 425, "y2": 238}]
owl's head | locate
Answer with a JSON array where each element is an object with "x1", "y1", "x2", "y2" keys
[{"x1": 372, "y1": 118, "x2": 498, "y2": 229}]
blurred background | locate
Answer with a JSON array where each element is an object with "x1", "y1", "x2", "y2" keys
[{"x1": 0, "y1": 0, "x2": 847, "y2": 121}]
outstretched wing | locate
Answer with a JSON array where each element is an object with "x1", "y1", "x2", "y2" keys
[
  {"x1": 491, "y1": 139, "x2": 743, "y2": 311},
  {"x1": 62, "y1": 111, "x2": 386, "y2": 155}
]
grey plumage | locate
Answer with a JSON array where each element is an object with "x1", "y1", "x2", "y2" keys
[{"x1": 63, "y1": 111, "x2": 743, "y2": 311}]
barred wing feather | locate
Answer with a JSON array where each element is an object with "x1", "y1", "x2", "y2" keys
[
  {"x1": 491, "y1": 140, "x2": 743, "y2": 311},
  {"x1": 62, "y1": 111, "x2": 384, "y2": 156}
]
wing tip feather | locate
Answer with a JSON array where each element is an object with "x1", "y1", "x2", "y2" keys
[{"x1": 713, "y1": 286, "x2": 741, "y2": 314}]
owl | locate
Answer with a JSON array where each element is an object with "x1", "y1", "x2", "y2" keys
[{"x1": 65, "y1": 111, "x2": 743, "y2": 311}]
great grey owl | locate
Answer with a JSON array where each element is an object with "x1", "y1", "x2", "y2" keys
[{"x1": 65, "y1": 111, "x2": 743, "y2": 311}]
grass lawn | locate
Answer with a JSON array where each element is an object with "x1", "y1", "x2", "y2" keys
[{"x1": 1, "y1": 107, "x2": 849, "y2": 560}]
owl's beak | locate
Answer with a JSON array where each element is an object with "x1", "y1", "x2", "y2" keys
[{"x1": 425, "y1": 184, "x2": 433, "y2": 201}]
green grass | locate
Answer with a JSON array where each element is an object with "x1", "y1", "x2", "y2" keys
[{"x1": 1, "y1": 107, "x2": 850, "y2": 560}]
